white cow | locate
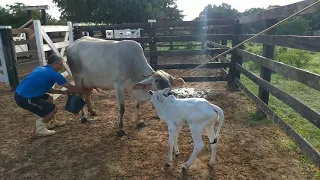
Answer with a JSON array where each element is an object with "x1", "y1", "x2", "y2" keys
[
  {"x1": 149, "y1": 88, "x2": 224, "y2": 169},
  {"x1": 66, "y1": 36, "x2": 185, "y2": 136}
]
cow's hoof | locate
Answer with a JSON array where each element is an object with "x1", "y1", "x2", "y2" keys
[
  {"x1": 117, "y1": 130, "x2": 127, "y2": 137},
  {"x1": 81, "y1": 117, "x2": 88, "y2": 123},
  {"x1": 136, "y1": 122, "x2": 145, "y2": 129},
  {"x1": 182, "y1": 164, "x2": 188, "y2": 170}
]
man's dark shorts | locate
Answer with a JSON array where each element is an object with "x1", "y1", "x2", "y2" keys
[{"x1": 14, "y1": 92, "x2": 55, "y2": 117}]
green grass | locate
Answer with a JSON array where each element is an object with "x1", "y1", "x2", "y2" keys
[{"x1": 240, "y1": 44, "x2": 320, "y2": 152}]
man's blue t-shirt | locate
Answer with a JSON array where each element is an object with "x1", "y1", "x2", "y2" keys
[{"x1": 15, "y1": 65, "x2": 67, "y2": 99}]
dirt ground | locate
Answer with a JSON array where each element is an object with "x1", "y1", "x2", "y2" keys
[{"x1": 0, "y1": 56, "x2": 317, "y2": 179}]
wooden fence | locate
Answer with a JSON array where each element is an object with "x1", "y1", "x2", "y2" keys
[
  {"x1": 73, "y1": 19, "x2": 234, "y2": 82},
  {"x1": 208, "y1": 0, "x2": 320, "y2": 167}
]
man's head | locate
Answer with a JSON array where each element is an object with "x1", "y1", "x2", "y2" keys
[{"x1": 47, "y1": 54, "x2": 63, "y2": 72}]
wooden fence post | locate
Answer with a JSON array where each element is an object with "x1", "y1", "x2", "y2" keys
[
  {"x1": 257, "y1": 18, "x2": 278, "y2": 117},
  {"x1": 0, "y1": 26, "x2": 19, "y2": 90},
  {"x1": 149, "y1": 22, "x2": 158, "y2": 69},
  {"x1": 228, "y1": 18, "x2": 243, "y2": 88},
  {"x1": 169, "y1": 28, "x2": 174, "y2": 50}
]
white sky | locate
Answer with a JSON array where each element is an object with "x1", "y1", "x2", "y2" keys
[{"x1": 1, "y1": 0, "x2": 302, "y2": 20}]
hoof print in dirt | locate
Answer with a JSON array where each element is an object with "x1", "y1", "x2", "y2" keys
[
  {"x1": 81, "y1": 117, "x2": 88, "y2": 123},
  {"x1": 117, "y1": 130, "x2": 127, "y2": 137},
  {"x1": 136, "y1": 122, "x2": 145, "y2": 129}
]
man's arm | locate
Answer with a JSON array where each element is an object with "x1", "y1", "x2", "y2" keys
[
  {"x1": 61, "y1": 82, "x2": 92, "y2": 95},
  {"x1": 48, "y1": 88, "x2": 68, "y2": 95}
]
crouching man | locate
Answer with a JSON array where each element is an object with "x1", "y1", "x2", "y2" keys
[{"x1": 14, "y1": 54, "x2": 92, "y2": 136}]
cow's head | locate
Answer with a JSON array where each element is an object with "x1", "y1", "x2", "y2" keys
[{"x1": 131, "y1": 70, "x2": 184, "y2": 101}]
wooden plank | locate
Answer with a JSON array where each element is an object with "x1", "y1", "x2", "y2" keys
[
  {"x1": 14, "y1": 40, "x2": 33, "y2": 45},
  {"x1": 41, "y1": 28, "x2": 73, "y2": 77},
  {"x1": 18, "y1": 19, "x2": 33, "y2": 29},
  {"x1": 12, "y1": 28, "x2": 32, "y2": 34},
  {"x1": 42, "y1": 25, "x2": 69, "y2": 33},
  {"x1": 60, "y1": 31, "x2": 69, "y2": 57},
  {"x1": 237, "y1": 49, "x2": 320, "y2": 91},
  {"x1": 33, "y1": 20, "x2": 46, "y2": 65},
  {"x1": 146, "y1": 48, "x2": 228, "y2": 57},
  {"x1": 0, "y1": 27, "x2": 19, "y2": 89},
  {"x1": 154, "y1": 19, "x2": 234, "y2": 28},
  {"x1": 0, "y1": 34, "x2": 10, "y2": 84},
  {"x1": 16, "y1": 50, "x2": 37, "y2": 57},
  {"x1": 155, "y1": 34, "x2": 232, "y2": 42},
  {"x1": 258, "y1": 18, "x2": 277, "y2": 117},
  {"x1": 75, "y1": 23, "x2": 149, "y2": 31},
  {"x1": 43, "y1": 41, "x2": 70, "y2": 52},
  {"x1": 104, "y1": 37, "x2": 148, "y2": 42},
  {"x1": 239, "y1": 0, "x2": 320, "y2": 24},
  {"x1": 235, "y1": 63, "x2": 320, "y2": 128},
  {"x1": 182, "y1": 76, "x2": 228, "y2": 82},
  {"x1": 238, "y1": 34, "x2": 320, "y2": 52},
  {"x1": 206, "y1": 41, "x2": 229, "y2": 49},
  {"x1": 235, "y1": 78, "x2": 320, "y2": 167},
  {"x1": 155, "y1": 62, "x2": 230, "y2": 69}
]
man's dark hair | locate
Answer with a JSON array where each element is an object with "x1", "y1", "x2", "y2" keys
[{"x1": 47, "y1": 54, "x2": 62, "y2": 65}]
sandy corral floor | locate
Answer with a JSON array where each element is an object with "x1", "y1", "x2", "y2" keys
[{"x1": 0, "y1": 55, "x2": 317, "y2": 179}]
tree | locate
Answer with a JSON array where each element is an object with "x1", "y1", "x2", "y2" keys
[
  {"x1": 52, "y1": 0, "x2": 185, "y2": 24},
  {"x1": 196, "y1": 3, "x2": 239, "y2": 20},
  {"x1": 0, "y1": 2, "x2": 64, "y2": 28}
]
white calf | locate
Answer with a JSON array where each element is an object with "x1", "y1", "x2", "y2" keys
[{"x1": 149, "y1": 88, "x2": 224, "y2": 169}]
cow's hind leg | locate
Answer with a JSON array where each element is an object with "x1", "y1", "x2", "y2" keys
[
  {"x1": 80, "y1": 94, "x2": 88, "y2": 123},
  {"x1": 85, "y1": 93, "x2": 97, "y2": 116},
  {"x1": 114, "y1": 83, "x2": 126, "y2": 137}
]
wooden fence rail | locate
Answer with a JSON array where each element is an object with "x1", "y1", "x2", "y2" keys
[{"x1": 239, "y1": 34, "x2": 320, "y2": 52}]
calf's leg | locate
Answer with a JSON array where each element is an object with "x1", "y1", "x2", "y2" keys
[
  {"x1": 174, "y1": 124, "x2": 183, "y2": 156},
  {"x1": 205, "y1": 123, "x2": 217, "y2": 166},
  {"x1": 166, "y1": 124, "x2": 176, "y2": 167},
  {"x1": 183, "y1": 126, "x2": 204, "y2": 170}
]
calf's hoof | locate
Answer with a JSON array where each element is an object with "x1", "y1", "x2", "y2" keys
[
  {"x1": 152, "y1": 115, "x2": 160, "y2": 120},
  {"x1": 117, "y1": 130, "x2": 127, "y2": 137},
  {"x1": 209, "y1": 161, "x2": 215, "y2": 167},
  {"x1": 136, "y1": 122, "x2": 145, "y2": 129},
  {"x1": 165, "y1": 162, "x2": 171, "y2": 167},
  {"x1": 81, "y1": 117, "x2": 88, "y2": 123}
]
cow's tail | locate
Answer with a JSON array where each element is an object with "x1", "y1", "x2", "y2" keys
[{"x1": 211, "y1": 104, "x2": 224, "y2": 143}]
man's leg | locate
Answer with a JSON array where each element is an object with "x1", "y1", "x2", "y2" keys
[{"x1": 43, "y1": 94, "x2": 66, "y2": 129}]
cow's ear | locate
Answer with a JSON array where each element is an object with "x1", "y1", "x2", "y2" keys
[
  {"x1": 132, "y1": 78, "x2": 152, "y2": 90},
  {"x1": 172, "y1": 77, "x2": 185, "y2": 87}
]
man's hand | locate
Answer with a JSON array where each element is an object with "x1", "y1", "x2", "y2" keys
[{"x1": 82, "y1": 88, "x2": 93, "y2": 95}]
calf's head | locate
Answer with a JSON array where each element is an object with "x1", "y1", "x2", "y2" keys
[
  {"x1": 148, "y1": 88, "x2": 171, "y2": 105},
  {"x1": 131, "y1": 70, "x2": 184, "y2": 101}
]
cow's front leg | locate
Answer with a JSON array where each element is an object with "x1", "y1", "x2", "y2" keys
[
  {"x1": 85, "y1": 93, "x2": 97, "y2": 116},
  {"x1": 134, "y1": 100, "x2": 145, "y2": 129},
  {"x1": 114, "y1": 83, "x2": 126, "y2": 137}
]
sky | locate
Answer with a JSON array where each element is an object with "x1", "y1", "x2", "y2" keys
[{"x1": 1, "y1": 0, "x2": 302, "y2": 20}]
